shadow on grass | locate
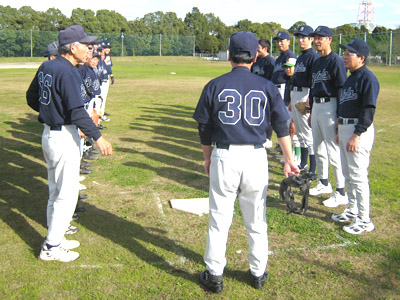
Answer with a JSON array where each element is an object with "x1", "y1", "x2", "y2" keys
[{"x1": 0, "y1": 114, "x2": 48, "y2": 254}]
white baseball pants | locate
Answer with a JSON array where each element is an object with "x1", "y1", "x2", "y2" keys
[
  {"x1": 291, "y1": 89, "x2": 314, "y2": 154},
  {"x1": 42, "y1": 124, "x2": 80, "y2": 246},
  {"x1": 339, "y1": 122, "x2": 374, "y2": 221},
  {"x1": 311, "y1": 99, "x2": 345, "y2": 188},
  {"x1": 204, "y1": 145, "x2": 269, "y2": 277}
]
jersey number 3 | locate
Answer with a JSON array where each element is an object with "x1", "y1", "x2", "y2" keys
[
  {"x1": 38, "y1": 71, "x2": 53, "y2": 105},
  {"x1": 218, "y1": 89, "x2": 267, "y2": 126}
]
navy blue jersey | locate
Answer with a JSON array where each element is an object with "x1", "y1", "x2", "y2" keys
[
  {"x1": 26, "y1": 56, "x2": 85, "y2": 126},
  {"x1": 104, "y1": 54, "x2": 113, "y2": 75},
  {"x1": 193, "y1": 67, "x2": 290, "y2": 145},
  {"x1": 293, "y1": 48, "x2": 319, "y2": 88},
  {"x1": 271, "y1": 49, "x2": 297, "y2": 84},
  {"x1": 339, "y1": 65, "x2": 379, "y2": 133},
  {"x1": 310, "y1": 51, "x2": 347, "y2": 101},
  {"x1": 95, "y1": 59, "x2": 109, "y2": 82},
  {"x1": 78, "y1": 64, "x2": 101, "y2": 103},
  {"x1": 251, "y1": 55, "x2": 275, "y2": 80}
]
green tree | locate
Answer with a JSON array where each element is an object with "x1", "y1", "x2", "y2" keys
[
  {"x1": 96, "y1": 9, "x2": 129, "y2": 33},
  {"x1": 40, "y1": 8, "x2": 71, "y2": 31},
  {"x1": 70, "y1": 8, "x2": 100, "y2": 33}
]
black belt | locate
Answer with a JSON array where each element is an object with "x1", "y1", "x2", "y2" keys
[
  {"x1": 314, "y1": 97, "x2": 333, "y2": 103},
  {"x1": 291, "y1": 86, "x2": 303, "y2": 92},
  {"x1": 275, "y1": 84, "x2": 283, "y2": 88},
  {"x1": 50, "y1": 125, "x2": 62, "y2": 131},
  {"x1": 216, "y1": 143, "x2": 263, "y2": 150},
  {"x1": 338, "y1": 118, "x2": 358, "y2": 125}
]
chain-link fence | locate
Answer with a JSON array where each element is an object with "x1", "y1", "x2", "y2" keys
[
  {"x1": 1, "y1": 29, "x2": 399, "y2": 65},
  {"x1": 0, "y1": 30, "x2": 195, "y2": 57},
  {"x1": 281, "y1": 31, "x2": 400, "y2": 66}
]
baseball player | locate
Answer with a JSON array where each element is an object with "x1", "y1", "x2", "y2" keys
[
  {"x1": 252, "y1": 38, "x2": 276, "y2": 148},
  {"x1": 331, "y1": 38, "x2": 379, "y2": 234},
  {"x1": 271, "y1": 31, "x2": 297, "y2": 99},
  {"x1": 251, "y1": 39, "x2": 275, "y2": 80},
  {"x1": 289, "y1": 25, "x2": 319, "y2": 174},
  {"x1": 44, "y1": 41, "x2": 59, "y2": 60},
  {"x1": 308, "y1": 26, "x2": 347, "y2": 207},
  {"x1": 26, "y1": 25, "x2": 113, "y2": 262},
  {"x1": 193, "y1": 31, "x2": 299, "y2": 293}
]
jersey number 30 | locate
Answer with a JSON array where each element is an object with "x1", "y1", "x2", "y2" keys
[
  {"x1": 218, "y1": 89, "x2": 267, "y2": 126},
  {"x1": 38, "y1": 71, "x2": 53, "y2": 105}
]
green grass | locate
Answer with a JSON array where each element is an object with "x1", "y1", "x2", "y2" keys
[{"x1": 0, "y1": 57, "x2": 399, "y2": 299}]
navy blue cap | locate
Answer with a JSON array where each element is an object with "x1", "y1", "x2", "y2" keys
[
  {"x1": 105, "y1": 42, "x2": 111, "y2": 48},
  {"x1": 59, "y1": 25, "x2": 97, "y2": 46},
  {"x1": 92, "y1": 50, "x2": 101, "y2": 57},
  {"x1": 294, "y1": 25, "x2": 313, "y2": 37},
  {"x1": 339, "y1": 38, "x2": 369, "y2": 57},
  {"x1": 311, "y1": 26, "x2": 333, "y2": 37},
  {"x1": 273, "y1": 31, "x2": 290, "y2": 40},
  {"x1": 44, "y1": 41, "x2": 59, "y2": 57},
  {"x1": 229, "y1": 31, "x2": 258, "y2": 57}
]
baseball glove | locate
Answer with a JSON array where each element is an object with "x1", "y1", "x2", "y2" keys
[
  {"x1": 279, "y1": 174, "x2": 311, "y2": 215},
  {"x1": 295, "y1": 102, "x2": 308, "y2": 115}
]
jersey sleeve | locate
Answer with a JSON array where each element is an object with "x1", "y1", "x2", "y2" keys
[{"x1": 193, "y1": 82, "x2": 213, "y2": 125}]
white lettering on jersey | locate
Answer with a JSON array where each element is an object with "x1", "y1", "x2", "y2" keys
[{"x1": 312, "y1": 69, "x2": 331, "y2": 88}]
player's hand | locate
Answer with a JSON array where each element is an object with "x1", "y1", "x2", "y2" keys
[
  {"x1": 307, "y1": 114, "x2": 312, "y2": 128},
  {"x1": 346, "y1": 134, "x2": 359, "y2": 152},
  {"x1": 288, "y1": 103, "x2": 292, "y2": 112},
  {"x1": 335, "y1": 134, "x2": 339, "y2": 145},
  {"x1": 204, "y1": 159, "x2": 211, "y2": 176},
  {"x1": 95, "y1": 136, "x2": 113, "y2": 155},
  {"x1": 284, "y1": 161, "x2": 300, "y2": 178}
]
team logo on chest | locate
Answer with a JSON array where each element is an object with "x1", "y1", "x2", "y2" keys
[
  {"x1": 80, "y1": 83, "x2": 87, "y2": 100},
  {"x1": 312, "y1": 69, "x2": 331, "y2": 87},
  {"x1": 340, "y1": 87, "x2": 358, "y2": 103},
  {"x1": 294, "y1": 62, "x2": 306, "y2": 73},
  {"x1": 273, "y1": 62, "x2": 283, "y2": 73}
]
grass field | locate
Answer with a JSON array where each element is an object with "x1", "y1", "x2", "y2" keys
[{"x1": 0, "y1": 56, "x2": 399, "y2": 300}]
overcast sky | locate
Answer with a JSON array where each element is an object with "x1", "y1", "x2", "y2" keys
[{"x1": 2, "y1": 0, "x2": 399, "y2": 30}]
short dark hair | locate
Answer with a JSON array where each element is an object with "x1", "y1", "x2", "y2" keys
[
  {"x1": 230, "y1": 51, "x2": 255, "y2": 64},
  {"x1": 259, "y1": 39, "x2": 271, "y2": 53}
]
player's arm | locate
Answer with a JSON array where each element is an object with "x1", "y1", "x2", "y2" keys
[
  {"x1": 278, "y1": 136, "x2": 299, "y2": 177},
  {"x1": 273, "y1": 119, "x2": 300, "y2": 177},
  {"x1": 70, "y1": 107, "x2": 113, "y2": 155},
  {"x1": 26, "y1": 71, "x2": 40, "y2": 112},
  {"x1": 198, "y1": 123, "x2": 213, "y2": 176}
]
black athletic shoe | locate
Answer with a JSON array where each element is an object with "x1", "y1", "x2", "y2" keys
[
  {"x1": 83, "y1": 152, "x2": 98, "y2": 160},
  {"x1": 72, "y1": 213, "x2": 79, "y2": 221},
  {"x1": 78, "y1": 193, "x2": 88, "y2": 200},
  {"x1": 199, "y1": 270, "x2": 223, "y2": 293},
  {"x1": 104, "y1": 112, "x2": 111, "y2": 117},
  {"x1": 89, "y1": 148, "x2": 100, "y2": 155},
  {"x1": 81, "y1": 159, "x2": 93, "y2": 168},
  {"x1": 75, "y1": 204, "x2": 86, "y2": 213},
  {"x1": 80, "y1": 167, "x2": 92, "y2": 175},
  {"x1": 251, "y1": 271, "x2": 268, "y2": 289},
  {"x1": 98, "y1": 124, "x2": 107, "y2": 130}
]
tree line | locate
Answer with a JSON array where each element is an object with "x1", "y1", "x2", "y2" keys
[{"x1": 0, "y1": 5, "x2": 398, "y2": 56}]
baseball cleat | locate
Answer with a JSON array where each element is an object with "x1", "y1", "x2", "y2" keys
[
  {"x1": 331, "y1": 208, "x2": 357, "y2": 223},
  {"x1": 323, "y1": 191, "x2": 348, "y2": 207},
  {"x1": 65, "y1": 225, "x2": 79, "y2": 235},
  {"x1": 39, "y1": 243, "x2": 80, "y2": 262},
  {"x1": 309, "y1": 182, "x2": 332, "y2": 196},
  {"x1": 251, "y1": 271, "x2": 268, "y2": 289},
  {"x1": 342, "y1": 217, "x2": 374, "y2": 234},
  {"x1": 200, "y1": 270, "x2": 223, "y2": 293}
]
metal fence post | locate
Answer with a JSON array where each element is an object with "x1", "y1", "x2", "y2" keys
[
  {"x1": 121, "y1": 32, "x2": 124, "y2": 57},
  {"x1": 160, "y1": 33, "x2": 162, "y2": 56},
  {"x1": 389, "y1": 31, "x2": 393, "y2": 66},
  {"x1": 30, "y1": 28, "x2": 33, "y2": 57}
]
